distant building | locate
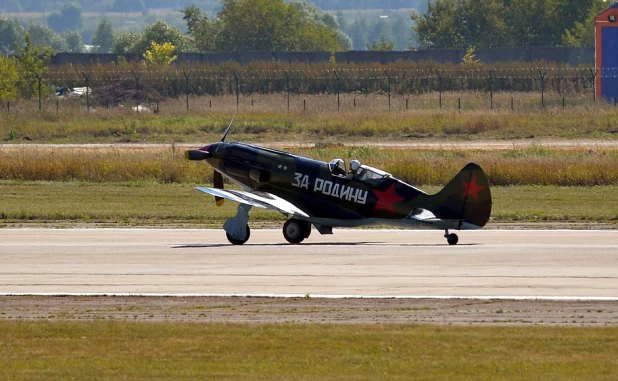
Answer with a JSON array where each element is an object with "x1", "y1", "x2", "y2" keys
[{"x1": 595, "y1": 2, "x2": 618, "y2": 101}]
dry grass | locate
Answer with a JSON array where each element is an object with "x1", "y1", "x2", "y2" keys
[
  {"x1": 1, "y1": 146, "x2": 617, "y2": 186},
  {"x1": 1, "y1": 321, "x2": 617, "y2": 380},
  {"x1": 2, "y1": 92, "x2": 618, "y2": 143}
]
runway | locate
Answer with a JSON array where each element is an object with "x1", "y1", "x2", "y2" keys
[{"x1": 1, "y1": 229, "x2": 617, "y2": 299}]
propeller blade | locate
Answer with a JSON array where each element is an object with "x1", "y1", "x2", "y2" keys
[
  {"x1": 213, "y1": 171, "x2": 224, "y2": 207},
  {"x1": 185, "y1": 149, "x2": 210, "y2": 161},
  {"x1": 220, "y1": 110, "x2": 238, "y2": 142}
]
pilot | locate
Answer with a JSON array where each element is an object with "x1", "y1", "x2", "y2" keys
[
  {"x1": 349, "y1": 159, "x2": 361, "y2": 174},
  {"x1": 328, "y1": 158, "x2": 346, "y2": 176}
]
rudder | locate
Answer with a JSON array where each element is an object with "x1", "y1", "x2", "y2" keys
[{"x1": 431, "y1": 163, "x2": 492, "y2": 228}]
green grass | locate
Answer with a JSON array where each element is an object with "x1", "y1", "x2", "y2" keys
[
  {"x1": 0, "y1": 321, "x2": 616, "y2": 380},
  {"x1": 1, "y1": 181, "x2": 616, "y2": 226}
]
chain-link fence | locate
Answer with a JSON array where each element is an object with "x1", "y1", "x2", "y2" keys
[{"x1": 6, "y1": 67, "x2": 618, "y2": 114}]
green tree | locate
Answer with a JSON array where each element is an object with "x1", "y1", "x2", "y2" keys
[
  {"x1": 0, "y1": 18, "x2": 25, "y2": 54},
  {"x1": 412, "y1": 0, "x2": 462, "y2": 48},
  {"x1": 0, "y1": 55, "x2": 19, "y2": 101},
  {"x1": 28, "y1": 23, "x2": 67, "y2": 52},
  {"x1": 112, "y1": 31, "x2": 143, "y2": 54},
  {"x1": 185, "y1": 0, "x2": 343, "y2": 52},
  {"x1": 561, "y1": 0, "x2": 608, "y2": 47},
  {"x1": 181, "y1": 5, "x2": 218, "y2": 52},
  {"x1": 131, "y1": 20, "x2": 194, "y2": 53},
  {"x1": 143, "y1": 41, "x2": 177, "y2": 66},
  {"x1": 367, "y1": 36, "x2": 394, "y2": 51},
  {"x1": 62, "y1": 30, "x2": 83, "y2": 52},
  {"x1": 15, "y1": 33, "x2": 53, "y2": 99},
  {"x1": 92, "y1": 19, "x2": 115, "y2": 53},
  {"x1": 47, "y1": 3, "x2": 83, "y2": 33}
]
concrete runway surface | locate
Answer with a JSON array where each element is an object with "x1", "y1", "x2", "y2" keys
[{"x1": 1, "y1": 229, "x2": 617, "y2": 299}]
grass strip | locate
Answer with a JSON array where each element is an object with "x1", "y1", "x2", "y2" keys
[
  {"x1": 1, "y1": 181, "x2": 616, "y2": 226},
  {"x1": 1, "y1": 321, "x2": 616, "y2": 380},
  {"x1": 2, "y1": 146, "x2": 618, "y2": 186},
  {"x1": 2, "y1": 97, "x2": 618, "y2": 143}
]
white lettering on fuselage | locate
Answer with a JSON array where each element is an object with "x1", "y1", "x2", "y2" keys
[{"x1": 306, "y1": 175, "x2": 367, "y2": 205}]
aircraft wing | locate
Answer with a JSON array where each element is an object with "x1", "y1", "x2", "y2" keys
[{"x1": 195, "y1": 187, "x2": 310, "y2": 218}]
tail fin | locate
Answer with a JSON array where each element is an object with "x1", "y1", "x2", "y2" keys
[{"x1": 431, "y1": 163, "x2": 492, "y2": 228}]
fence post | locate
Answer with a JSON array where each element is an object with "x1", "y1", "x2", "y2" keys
[
  {"x1": 384, "y1": 69, "x2": 392, "y2": 110},
  {"x1": 333, "y1": 69, "x2": 341, "y2": 113},
  {"x1": 589, "y1": 69, "x2": 597, "y2": 103},
  {"x1": 489, "y1": 69, "x2": 494, "y2": 109},
  {"x1": 284, "y1": 70, "x2": 290, "y2": 113},
  {"x1": 82, "y1": 72, "x2": 91, "y2": 112},
  {"x1": 183, "y1": 70, "x2": 191, "y2": 111},
  {"x1": 435, "y1": 69, "x2": 443, "y2": 109},
  {"x1": 538, "y1": 69, "x2": 547, "y2": 107},
  {"x1": 35, "y1": 73, "x2": 43, "y2": 111},
  {"x1": 132, "y1": 71, "x2": 141, "y2": 107}
]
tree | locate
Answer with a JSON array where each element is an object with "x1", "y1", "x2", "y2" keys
[
  {"x1": 16, "y1": 33, "x2": 53, "y2": 99},
  {"x1": 63, "y1": 30, "x2": 83, "y2": 52},
  {"x1": 92, "y1": 19, "x2": 115, "y2": 53},
  {"x1": 143, "y1": 41, "x2": 177, "y2": 66},
  {"x1": 412, "y1": 0, "x2": 604, "y2": 49},
  {"x1": 0, "y1": 18, "x2": 25, "y2": 55},
  {"x1": 367, "y1": 36, "x2": 394, "y2": 51},
  {"x1": 131, "y1": 20, "x2": 195, "y2": 53},
  {"x1": 47, "y1": 3, "x2": 83, "y2": 33},
  {"x1": 112, "y1": 31, "x2": 143, "y2": 53},
  {"x1": 28, "y1": 23, "x2": 67, "y2": 52},
  {"x1": 183, "y1": 0, "x2": 343, "y2": 52},
  {"x1": 412, "y1": 0, "x2": 462, "y2": 49},
  {"x1": 561, "y1": 0, "x2": 608, "y2": 47},
  {"x1": 0, "y1": 55, "x2": 19, "y2": 101},
  {"x1": 181, "y1": 5, "x2": 216, "y2": 52}
]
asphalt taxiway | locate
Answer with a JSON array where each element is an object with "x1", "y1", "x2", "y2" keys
[{"x1": 1, "y1": 229, "x2": 617, "y2": 299}]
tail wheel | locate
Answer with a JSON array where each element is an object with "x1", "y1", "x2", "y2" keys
[
  {"x1": 446, "y1": 233, "x2": 459, "y2": 246},
  {"x1": 226, "y1": 224, "x2": 250, "y2": 245},
  {"x1": 283, "y1": 219, "x2": 308, "y2": 244}
]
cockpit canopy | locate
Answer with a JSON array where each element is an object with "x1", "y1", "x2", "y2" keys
[{"x1": 355, "y1": 165, "x2": 391, "y2": 182}]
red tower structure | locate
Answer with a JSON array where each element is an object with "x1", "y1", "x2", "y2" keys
[{"x1": 595, "y1": 3, "x2": 618, "y2": 101}]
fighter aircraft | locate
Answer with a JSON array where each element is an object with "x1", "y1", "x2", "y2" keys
[{"x1": 186, "y1": 115, "x2": 492, "y2": 245}]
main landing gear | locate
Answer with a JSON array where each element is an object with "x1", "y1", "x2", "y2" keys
[
  {"x1": 283, "y1": 218, "x2": 312, "y2": 244},
  {"x1": 224, "y1": 204, "x2": 251, "y2": 245},
  {"x1": 444, "y1": 229, "x2": 459, "y2": 246},
  {"x1": 223, "y1": 204, "x2": 312, "y2": 245}
]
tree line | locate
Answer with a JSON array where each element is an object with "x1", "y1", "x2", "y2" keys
[{"x1": 412, "y1": 0, "x2": 611, "y2": 49}]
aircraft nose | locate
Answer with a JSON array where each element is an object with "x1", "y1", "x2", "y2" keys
[{"x1": 185, "y1": 144, "x2": 212, "y2": 161}]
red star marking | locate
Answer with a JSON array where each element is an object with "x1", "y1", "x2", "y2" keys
[
  {"x1": 372, "y1": 183, "x2": 405, "y2": 216},
  {"x1": 463, "y1": 176, "x2": 485, "y2": 200}
]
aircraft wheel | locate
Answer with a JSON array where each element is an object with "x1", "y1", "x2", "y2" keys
[
  {"x1": 446, "y1": 233, "x2": 459, "y2": 246},
  {"x1": 283, "y1": 219, "x2": 306, "y2": 244},
  {"x1": 303, "y1": 221, "x2": 312, "y2": 239},
  {"x1": 226, "y1": 225, "x2": 250, "y2": 245}
]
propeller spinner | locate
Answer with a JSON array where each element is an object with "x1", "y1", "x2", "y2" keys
[{"x1": 185, "y1": 111, "x2": 238, "y2": 207}]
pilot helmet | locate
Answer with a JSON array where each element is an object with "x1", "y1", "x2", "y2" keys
[{"x1": 350, "y1": 160, "x2": 361, "y2": 172}]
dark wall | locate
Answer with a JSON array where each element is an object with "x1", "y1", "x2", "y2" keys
[{"x1": 50, "y1": 47, "x2": 594, "y2": 67}]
